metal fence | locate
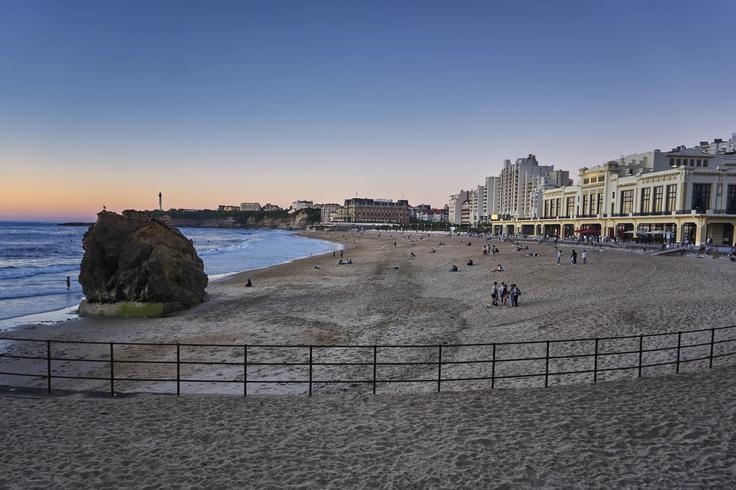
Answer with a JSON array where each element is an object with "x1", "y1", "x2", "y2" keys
[{"x1": 1, "y1": 325, "x2": 735, "y2": 397}]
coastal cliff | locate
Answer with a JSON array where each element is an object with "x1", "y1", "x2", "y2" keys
[{"x1": 148, "y1": 208, "x2": 321, "y2": 229}]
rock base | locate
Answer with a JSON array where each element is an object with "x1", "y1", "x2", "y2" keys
[{"x1": 77, "y1": 300, "x2": 187, "y2": 318}]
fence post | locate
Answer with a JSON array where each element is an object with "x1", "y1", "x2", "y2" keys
[
  {"x1": 372, "y1": 346, "x2": 377, "y2": 395},
  {"x1": 437, "y1": 345, "x2": 442, "y2": 393},
  {"x1": 491, "y1": 343, "x2": 496, "y2": 390},
  {"x1": 593, "y1": 338, "x2": 599, "y2": 383},
  {"x1": 638, "y1": 335, "x2": 643, "y2": 378},
  {"x1": 676, "y1": 332, "x2": 682, "y2": 374},
  {"x1": 176, "y1": 343, "x2": 180, "y2": 396},
  {"x1": 308, "y1": 346, "x2": 313, "y2": 397},
  {"x1": 46, "y1": 339, "x2": 52, "y2": 395},
  {"x1": 544, "y1": 341, "x2": 550, "y2": 388},
  {"x1": 709, "y1": 328, "x2": 715, "y2": 369},
  {"x1": 243, "y1": 344, "x2": 248, "y2": 397},
  {"x1": 109, "y1": 342, "x2": 115, "y2": 397}
]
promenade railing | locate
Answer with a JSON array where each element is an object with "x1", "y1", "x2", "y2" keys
[{"x1": 0, "y1": 325, "x2": 735, "y2": 397}]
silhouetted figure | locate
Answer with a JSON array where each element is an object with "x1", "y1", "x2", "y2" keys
[
  {"x1": 245, "y1": 279, "x2": 252, "y2": 287},
  {"x1": 66, "y1": 276, "x2": 71, "y2": 290}
]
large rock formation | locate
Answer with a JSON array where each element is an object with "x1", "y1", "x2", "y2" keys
[{"x1": 78, "y1": 211, "x2": 207, "y2": 316}]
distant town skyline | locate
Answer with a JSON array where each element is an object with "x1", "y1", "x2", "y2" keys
[{"x1": 2, "y1": 0, "x2": 735, "y2": 221}]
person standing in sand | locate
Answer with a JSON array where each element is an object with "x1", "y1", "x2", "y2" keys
[
  {"x1": 556, "y1": 249, "x2": 561, "y2": 265},
  {"x1": 490, "y1": 282, "x2": 498, "y2": 306},
  {"x1": 500, "y1": 282, "x2": 508, "y2": 307},
  {"x1": 570, "y1": 249, "x2": 577, "y2": 264},
  {"x1": 582, "y1": 250, "x2": 587, "y2": 264}
]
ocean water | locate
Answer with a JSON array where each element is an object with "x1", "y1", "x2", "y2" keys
[{"x1": 0, "y1": 223, "x2": 339, "y2": 327}]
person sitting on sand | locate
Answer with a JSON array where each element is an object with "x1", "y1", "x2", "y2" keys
[
  {"x1": 496, "y1": 264, "x2": 504, "y2": 272},
  {"x1": 338, "y1": 259, "x2": 344, "y2": 265},
  {"x1": 449, "y1": 265, "x2": 458, "y2": 272},
  {"x1": 314, "y1": 264, "x2": 320, "y2": 269},
  {"x1": 410, "y1": 252, "x2": 416, "y2": 257},
  {"x1": 245, "y1": 279, "x2": 252, "y2": 287},
  {"x1": 467, "y1": 259, "x2": 474, "y2": 266}
]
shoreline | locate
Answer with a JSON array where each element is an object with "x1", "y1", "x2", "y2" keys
[{"x1": 0, "y1": 232, "x2": 345, "y2": 332}]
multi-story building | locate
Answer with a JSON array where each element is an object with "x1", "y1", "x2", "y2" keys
[
  {"x1": 262, "y1": 203, "x2": 281, "y2": 212},
  {"x1": 508, "y1": 146, "x2": 736, "y2": 245},
  {"x1": 240, "y1": 202, "x2": 262, "y2": 212},
  {"x1": 217, "y1": 205, "x2": 240, "y2": 212},
  {"x1": 291, "y1": 200, "x2": 314, "y2": 211},
  {"x1": 448, "y1": 190, "x2": 470, "y2": 224},
  {"x1": 319, "y1": 203, "x2": 342, "y2": 223},
  {"x1": 698, "y1": 134, "x2": 736, "y2": 155},
  {"x1": 498, "y1": 154, "x2": 571, "y2": 219},
  {"x1": 332, "y1": 198, "x2": 411, "y2": 224}
]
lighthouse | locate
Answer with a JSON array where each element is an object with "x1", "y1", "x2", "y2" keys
[{"x1": 158, "y1": 192, "x2": 163, "y2": 211}]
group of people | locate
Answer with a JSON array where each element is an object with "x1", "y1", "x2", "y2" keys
[
  {"x1": 490, "y1": 281, "x2": 522, "y2": 307},
  {"x1": 481, "y1": 244, "x2": 499, "y2": 255},
  {"x1": 556, "y1": 248, "x2": 587, "y2": 265}
]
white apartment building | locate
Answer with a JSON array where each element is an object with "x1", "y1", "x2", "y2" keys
[
  {"x1": 448, "y1": 190, "x2": 470, "y2": 224},
  {"x1": 498, "y1": 154, "x2": 571, "y2": 219}
]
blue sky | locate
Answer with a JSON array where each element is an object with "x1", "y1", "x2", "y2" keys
[{"x1": 1, "y1": 0, "x2": 735, "y2": 220}]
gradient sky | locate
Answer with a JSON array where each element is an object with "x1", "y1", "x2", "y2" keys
[{"x1": 1, "y1": 0, "x2": 735, "y2": 221}]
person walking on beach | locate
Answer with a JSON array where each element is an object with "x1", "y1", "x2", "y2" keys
[
  {"x1": 490, "y1": 281, "x2": 498, "y2": 306},
  {"x1": 570, "y1": 249, "x2": 577, "y2": 264},
  {"x1": 509, "y1": 284, "x2": 521, "y2": 307},
  {"x1": 556, "y1": 248, "x2": 561, "y2": 265},
  {"x1": 500, "y1": 282, "x2": 508, "y2": 307},
  {"x1": 66, "y1": 276, "x2": 71, "y2": 290},
  {"x1": 582, "y1": 250, "x2": 587, "y2": 264}
]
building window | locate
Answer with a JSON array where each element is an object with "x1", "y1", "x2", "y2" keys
[
  {"x1": 696, "y1": 160, "x2": 701, "y2": 167},
  {"x1": 689, "y1": 159, "x2": 695, "y2": 167},
  {"x1": 676, "y1": 158, "x2": 681, "y2": 165},
  {"x1": 581, "y1": 195, "x2": 587, "y2": 216},
  {"x1": 669, "y1": 158, "x2": 675, "y2": 166},
  {"x1": 665, "y1": 184, "x2": 677, "y2": 212},
  {"x1": 727, "y1": 185, "x2": 736, "y2": 214},
  {"x1": 703, "y1": 160, "x2": 708, "y2": 168},
  {"x1": 597, "y1": 193, "x2": 603, "y2": 215},
  {"x1": 556, "y1": 198, "x2": 561, "y2": 216},
  {"x1": 692, "y1": 183, "x2": 712, "y2": 212},
  {"x1": 640, "y1": 187, "x2": 651, "y2": 214},
  {"x1": 583, "y1": 178, "x2": 589, "y2": 184},
  {"x1": 653, "y1": 186, "x2": 664, "y2": 213},
  {"x1": 621, "y1": 190, "x2": 634, "y2": 214}
]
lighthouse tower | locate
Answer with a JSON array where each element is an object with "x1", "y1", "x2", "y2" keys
[{"x1": 158, "y1": 192, "x2": 163, "y2": 211}]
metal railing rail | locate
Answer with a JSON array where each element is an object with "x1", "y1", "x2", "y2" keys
[{"x1": 0, "y1": 325, "x2": 734, "y2": 397}]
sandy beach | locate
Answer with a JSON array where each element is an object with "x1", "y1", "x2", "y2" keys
[
  {"x1": 2, "y1": 231, "x2": 736, "y2": 396},
  {"x1": 1, "y1": 231, "x2": 736, "y2": 487},
  {"x1": 1, "y1": 365, "x2": 735, "y2": 488}
]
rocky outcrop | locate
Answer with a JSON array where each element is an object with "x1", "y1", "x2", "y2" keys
[{"x1": 79, "y1": 211, "x2": 208, "y2": 310}]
